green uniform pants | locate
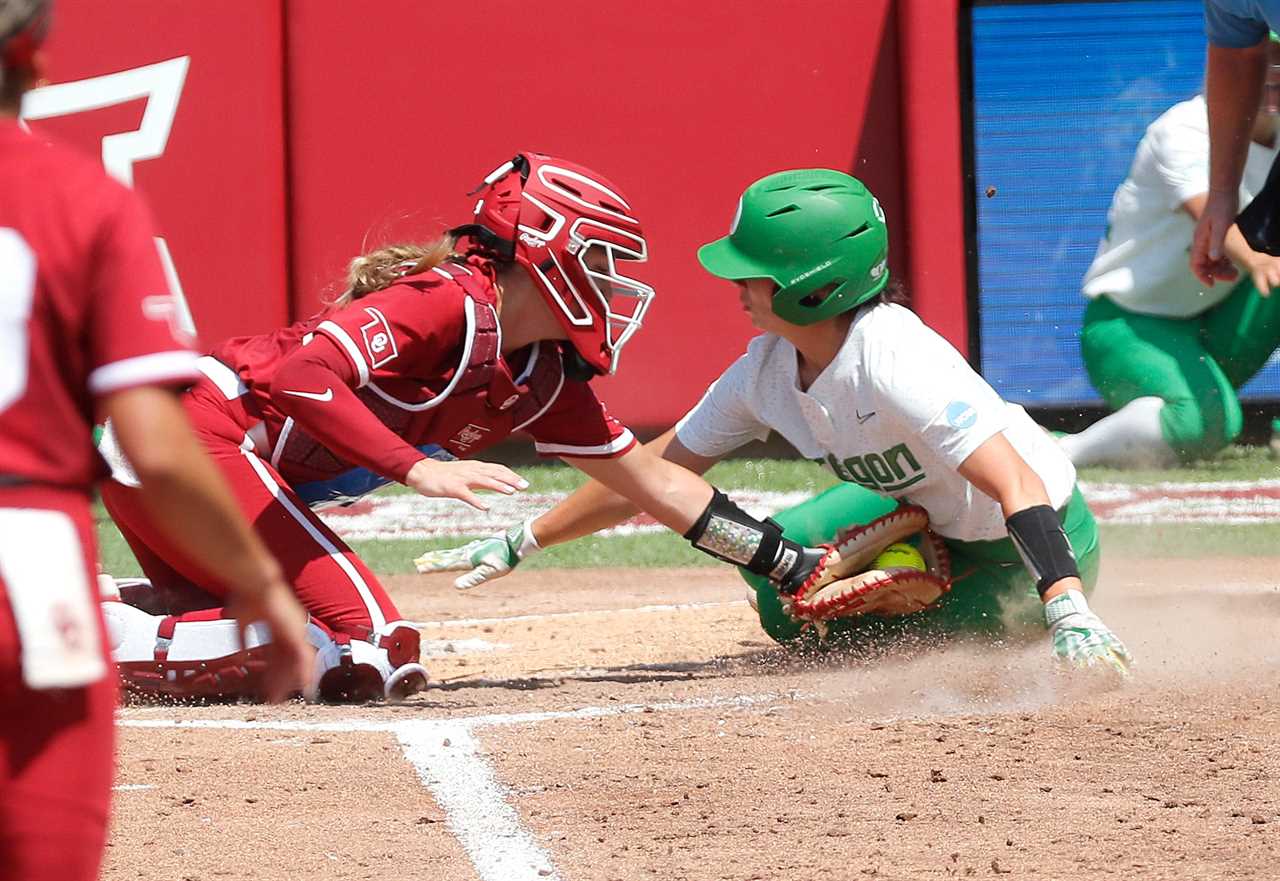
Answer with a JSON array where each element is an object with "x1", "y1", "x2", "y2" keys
[
  {"x1": 1080, "y1": 279, "x2": 1280, "y2": 462},
  {"x1": 741, "y1": 482, "x2": 1099, "y2": 648}
]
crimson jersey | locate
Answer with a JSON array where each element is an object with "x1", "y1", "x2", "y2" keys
[
  {"x1": 0, "y1": 122, "x2": 199, "y2": 490},
  {"x1": 207, "y1": 258, "x2": 634, "y2": 485}
]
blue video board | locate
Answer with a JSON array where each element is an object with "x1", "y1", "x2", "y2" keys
[{"x1": 969, "y1": 0, "x2": 1280, "y2": 404}]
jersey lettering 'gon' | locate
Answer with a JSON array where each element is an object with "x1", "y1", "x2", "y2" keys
[{"x1": 818, "y1": 442, "x2": 925, "y2": 493}]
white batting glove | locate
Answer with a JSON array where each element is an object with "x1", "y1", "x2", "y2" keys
[
  {"x1": 413, "y1": 520, "x2": 541, "y2": 590},
  {"x1": 1044, "y1": 589, "x2": 1132, "y2": 676}
]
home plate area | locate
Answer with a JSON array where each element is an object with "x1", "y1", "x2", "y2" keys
[{"x1": 106, "y1": 561, "x2": 1280, "y2": 880}]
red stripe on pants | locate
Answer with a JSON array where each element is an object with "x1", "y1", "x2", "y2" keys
[{"x1": 100, "y1": 391, "x2": 402, "y2": 640}]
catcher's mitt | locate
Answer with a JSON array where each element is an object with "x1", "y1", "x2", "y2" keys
[{"x1": 785, "y1": 505, "x2": 951, "y2": 623}]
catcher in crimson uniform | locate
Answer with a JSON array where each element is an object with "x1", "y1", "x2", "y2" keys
[
  {"x1": 102, "y1": 152, "x2": 912, "y2": 701},
  {"x1": 0, "y1": 3, "x2": 308, "y2": 879},
  {"x1": 419, "y1": 170, "x2": 1132, "y2": 674}
]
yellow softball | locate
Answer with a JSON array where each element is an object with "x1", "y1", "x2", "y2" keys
[{"x1": 872, "y1": 542, "x2": 926, "y2": 572}]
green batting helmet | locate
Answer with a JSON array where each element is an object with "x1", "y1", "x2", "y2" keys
[{"x1": 697, "y1": 169, "x2": 889, "y2": 325}]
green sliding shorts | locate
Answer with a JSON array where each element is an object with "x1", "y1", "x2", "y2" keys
[{"x1": 1080, "y1": 279, "x2": 1280, "y2": 461}]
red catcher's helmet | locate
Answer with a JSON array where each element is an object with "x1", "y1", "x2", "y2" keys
[
  {"x1": 457, "y1": 152, "x2": 655, "y2": 376},
  {"x1": 0, "y1": 0, "x2": 50, "y2": 75}
]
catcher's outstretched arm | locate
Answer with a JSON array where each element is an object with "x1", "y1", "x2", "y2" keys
[
  {"x1": 413, "y1": 430, "x2": 805, "y2": 589},
  {"x1": 535, "y1": 426, "x2": 721, "y2": 547}
]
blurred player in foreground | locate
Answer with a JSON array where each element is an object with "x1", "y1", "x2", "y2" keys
[
  {"x1": 419, "y1": 170, "x2": 1131, "y2": 674},
  {"x1": 0, "y1": 2, "x2": 308, "y2": 878},
  {"x1": 1060, "y1": 53, "x2": 1280, "y2": 468},
  {"x1": 102, "y1": 152, "x2": 906, "y2": 701}
]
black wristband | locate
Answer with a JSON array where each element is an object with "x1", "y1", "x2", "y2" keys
[
  {"x1": 776, "y1": 545, "x2": 828, "y2": 596},
  {"x1": 1004, "y1": 504, "x2": 1080, "y2": 597}
]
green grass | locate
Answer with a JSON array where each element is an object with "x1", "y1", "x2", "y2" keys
[
  {"x1": 95, "y1": 453, "x2": 1280, "y2": 580},
  {"x1": 1077, "y1": 445, "x2": 1280, "y2": 485},
  {"x1": 100, "y1": 519, "x2": 1280, "y2": 580},
  {"x1": 375, "y1": 456, "x2": 840, "y2": 497},
  {"x1": 351, "y1": 531, "x2": 711, "y2": 575},
  {"x1": 1099, "y1": 522, "x2": 1280, "y2": 559}
]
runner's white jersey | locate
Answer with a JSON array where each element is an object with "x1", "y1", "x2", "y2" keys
[
  {"x1": 675, "y1": 303, "x2": 1076, "y2": 542},
  {"x1": 1082, "y1": 95, "x2": 1278, "y2": 318}
]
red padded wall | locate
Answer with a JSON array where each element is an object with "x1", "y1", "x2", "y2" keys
[
  {"x1": 897, "y1": 0, "x2": 970, "y2": 355},
  {"x1": 284, "y1": 0, "x2": 906, "y2": 428},
  {"x1": 30, "y1": 2, "x2": 968, "y2": 430},
  {"x1": 24, "y1": 0, "x2": 289, "y2": 345}
]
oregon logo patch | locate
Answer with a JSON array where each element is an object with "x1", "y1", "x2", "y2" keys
[
  {"x1": 821, "y1": 443, "x2": 925, "y2": 493},
  {"x1": 360, "y1": 307, "x2": 398, "y2": 369}
]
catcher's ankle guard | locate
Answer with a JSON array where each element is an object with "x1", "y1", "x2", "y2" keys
[
  {"x1": 684, "y1": 489, "x2": 819, "y2": 590},
  {"x1": 1005, "y1": 504, "x2": 1079, "y2": 596}
]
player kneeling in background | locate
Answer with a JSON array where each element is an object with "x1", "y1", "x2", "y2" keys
[
  {"x1": 0, "y1": 3, "x2": 308, "y2": 878},
  {"x1": 1059, "y1": 40, "x2": 1280, "y2": 468},
  {"x1": 419, "y1": 170, "x2": 1130, "y2": 674}
]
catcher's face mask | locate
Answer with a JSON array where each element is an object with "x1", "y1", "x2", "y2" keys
[{"x1": 461, "y1": 152, "x2": 656, "y2": 377}]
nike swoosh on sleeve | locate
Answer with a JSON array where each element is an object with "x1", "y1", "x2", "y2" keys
[{"x1": 280, "y1": 387, "x2": 334, "y2": 402}]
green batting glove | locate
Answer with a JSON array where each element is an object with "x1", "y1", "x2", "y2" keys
[
  {"x1": 1044, "y1": 589, "x2": 1132, "y2": 676},
  {"x1": 413, "y1": 520, "x2": 541, "y2": 589}
]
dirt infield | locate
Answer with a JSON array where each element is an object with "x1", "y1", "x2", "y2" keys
[{"x1": 106, "y1": 558, "x2": 1280, "y2": 880}]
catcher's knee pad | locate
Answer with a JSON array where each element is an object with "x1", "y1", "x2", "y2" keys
[
  {"x1": 309, "y1": 622, "x2": 428, "y2": 703},
  {"x1": 103, "y1": 601, "x2": 276, "y2": 700}
]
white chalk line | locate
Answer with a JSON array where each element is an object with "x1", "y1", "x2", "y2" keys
[
  {"x1": 400, "y1": 722, "x2": 558, "y2": 880},
  {"x1": 411, "y1": 599, "x2": 748, "y2": 631},
  {"x1": 116, "y1": 690, "x2": 787, "y2": 733},
  {"x1": 118, "y1": 691, "x2": 791, "y2": 881},
  {"x1": 421, "y1": 637, "x2": 507, "y2": 657}
]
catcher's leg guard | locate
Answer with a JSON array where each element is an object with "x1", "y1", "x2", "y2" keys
[
  {"x1": 309, "y1": 622, "x2": 428, "y2": 703},
  {"x1": 102, "y1": 602, "x2": 278, "y2": 699},
  {"x1": 104, "y1": 602, "x2": 428, "y2": 702}
]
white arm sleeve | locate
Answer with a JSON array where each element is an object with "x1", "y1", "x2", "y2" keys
[
  {"x1": 868, "y1": 311, "x2": 1009, "y2": 470},
  {"x1": 674, "y1": 352, "x2": 771, "y2": 458}
]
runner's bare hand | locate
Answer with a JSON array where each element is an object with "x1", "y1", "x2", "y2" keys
[{"x1": 1248, "y1": 253, "x2": 1280, "y2": 296}]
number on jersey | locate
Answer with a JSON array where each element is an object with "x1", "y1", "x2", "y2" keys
[{"x1": 0, "y1": 229, "x2": 36, "y2": 413}]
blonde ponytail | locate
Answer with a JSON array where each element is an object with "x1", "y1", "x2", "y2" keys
[{"x1": 332, "y1": 234, "x2": 459, "y2": 307}]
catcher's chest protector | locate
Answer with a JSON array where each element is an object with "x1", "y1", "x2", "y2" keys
[{"x1": 275, "y1": 266, "x2": 567, "y2": 477}]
